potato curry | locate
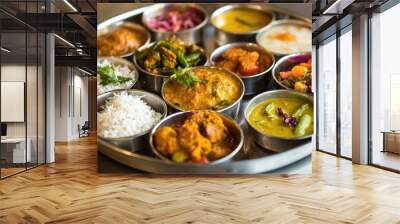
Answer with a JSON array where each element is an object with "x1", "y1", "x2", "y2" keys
[
  {"x1": 154, "y1": 111, "x2": 237, "y2": 163},
  {"x1": 163, "y1": 67, "x2": 242, "y2": 111},
  {"x1": 215, "y1": 47, "x2": 272, "y2": 76}
]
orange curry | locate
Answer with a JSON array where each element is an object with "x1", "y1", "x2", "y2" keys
[
  {"x1": 154, "y1": 111, "x2": 237, "y2": 163},
  {"x1": 97, "y1": 25, "x2": 146, "y2": 56},
  {"x1": 215, "y1": 47, "x2": 272, "y2": 76}
]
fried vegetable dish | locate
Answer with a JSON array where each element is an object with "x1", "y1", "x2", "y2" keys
[
  {"x1": 214, "y1": 47, "x2": 273, "y2": 76},
  {"x1": 136, "y1": 37, "x2": 206, "y2": 76},
  {"x1": 163, "y1": 67, "x2": 242, "y2": 111},
  {"x1": 248, "y1": 98, "x2": 313, "y2": 138},
  {"x1": 154, "y1": 111, "x2": 237, "y2": 163},
  {"x1": 278, "y1": 58, "x2": 312, "y2": 93}
]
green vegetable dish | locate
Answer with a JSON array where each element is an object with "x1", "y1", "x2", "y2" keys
[
  {"x1": 135, "y1": 36, "x2": 206, "y2": 76},
  {"x1": 248, "y1": 98, "x2": 314, "y2": 138},
  {"x1": 97, "y1": 64, "x2": 132, "y2": 86}
]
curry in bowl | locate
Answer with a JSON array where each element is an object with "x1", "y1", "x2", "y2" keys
[
  {"x1": 153, "y1": 111, "x2": 239, "y2": 163},
  {"x1": 213, "y1": 45, "x2": 273, "y2": 77},
  {"x1": 247, "y1": 97, "x2": 313, "y2": 138},
  {"x1": 162, "y1": 67, "x2": 243, "y2": 111},
  {"x1": 212, "y1": 7, "x2": 272, "y2": 33},
  {"x1": 97, "y1": 23, "x2": 149, "y2": 57}
]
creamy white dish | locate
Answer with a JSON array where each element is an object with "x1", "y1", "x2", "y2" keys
[{"x1": 258, "y1": 23, "x2": 311, "y2": 55}]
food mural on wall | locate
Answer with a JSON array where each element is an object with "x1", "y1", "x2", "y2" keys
[{"x1": 97, "y1": 3, "x2": 313, "y2": 174}]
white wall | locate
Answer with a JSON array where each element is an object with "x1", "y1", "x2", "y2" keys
[{"x1": 54, "y1": 66, "x2": 89, "y2": 141}]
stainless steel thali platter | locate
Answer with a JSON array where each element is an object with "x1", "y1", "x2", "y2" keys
[{"x1": 97, "y1": 4, "x2": 313, "y2": 174}]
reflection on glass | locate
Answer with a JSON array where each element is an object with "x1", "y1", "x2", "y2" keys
[
  {"x1": 340, "y1": 29, "x2": 352, "y2": 158},
  {"x1": 1, "y1": 31, "x2": 27, "y2": 177},
  {"x1": 371, "y1": 3, "x2": 400, "y2": 171},
  {"x1": 317, "y1": 37, "x2": 337, "y2": 154}
]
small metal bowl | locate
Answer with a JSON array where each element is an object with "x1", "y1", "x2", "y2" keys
[
  {"x1": 211, "y1": 4, "x2": 275, "y2": 46},
  {"x1": 256, "y1": 19, "x2": 312, "y2": 57},
  {"x1": 133, "y1": 42, "x2": 207, "y2": 93},
  {"x1": 244, "y1": 90, "x2": 313, "y2": 152},
  {"x1": 161, "y1": 66, "x2": 245, "y2": 118},
  {"x1": 97, "y1": 89, "x2": 168, "y2": 151},
  {"x1": 149, "y1": 111, "x2": 244, "y2": 164},
  {"x1": 142, "y1": 3, "x2": 208, "y2": 44},
  {"x1": 97, "y1": 21, "x2": 151, "y2": 59},
  {"x1": 272, "y1": 52, "x2": 311, "y2": 93},
  {"x1": 97, "y1": 57, "x2": 139, "y2": 95},
  {"x1": 209, "y1": 42, "x2": 275, "y2": 95}
]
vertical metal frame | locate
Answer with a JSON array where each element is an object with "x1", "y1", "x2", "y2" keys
[
  {"x1": 24, "y1": 1, "x2": 28, "y2": 171},
  {"x1": 367, "y1": 10, "x2": 373, "y2": 165},
  {"x1": 336, "y1": 22, "x2": 341, "y2": 157},
  {"x1": 36, "y1": 0, "x2": 39, "y2": 168},
  {"x1": 0, "y1": 19, "x2": 2, "y2": 179},
  {"x1": 315, "y1": 44, "x2": 320, "y2": 151}
]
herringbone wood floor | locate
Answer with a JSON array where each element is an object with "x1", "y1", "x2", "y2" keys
[{"x1": 0, "y1": 135, "x2": 399, "y2": 224}]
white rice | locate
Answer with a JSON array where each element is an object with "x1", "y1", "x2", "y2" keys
[
  {"x1": 97, "y1": 92, "x2": 163, "y2": 138},
  {"x1": 97, "y1": 59, "x2": 136, "y2": 95}
]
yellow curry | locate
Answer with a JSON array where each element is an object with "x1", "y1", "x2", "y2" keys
[
  {"x1": 248, "y1": 98, "x2": 313, "y2": 138},
  {"x1": 163, "y1": 67, "x2": 242, "y2": 111},
  {"x1": 213, "y1": 8, "x2": 272, "y2": 33},
  {"x1": 154, "y1": 111, "x2": 237, "y2": 163}
]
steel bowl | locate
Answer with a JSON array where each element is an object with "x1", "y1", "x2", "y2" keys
[
  {"x1": 97, "y1": 57, "x2": 139, "y2": 95},
  {"x1": 211, "y1": 4, "x2": 275, "y2": 46},
  {"x1": 209, "y1": 42, "x2": 275, "y2": 95},
  {"x1": 97, "y1": 89, "x2": 168, "y2": 151},
  {"x1": 256, "y1": 19, "x2": 312, "y2": 57},
  {"x1": 272, "y1": 52, "x2": 311, "y2": 93},
  {"x1": 133, "y1": 42, "x2": 207, "y2": 93},
  {"x1": 244, "y1": 90, "x2": 313, "y2": 152},
  {"x1": 97, "y1": 21, "x2": 151, "y2": 59},
  {"x1": 149, "y1": 111, "x2": 244, "y2": 164},
  {"x1": 161, "y1": 66, "x2": 245, "y2": 119},
  {"x1": 142, "y1": 3, "x2": 208, "y2": 44}
]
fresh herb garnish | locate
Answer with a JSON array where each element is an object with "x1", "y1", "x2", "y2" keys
[
  {"x1": 173, "y1": 68, "x2": 201, "y2": 88},
  {"x1": 235, "y1": 18, "x2": 258, "y2": 28},
  {"x1": 97, "y1": 64, "x2": 131, "y2": 86}
]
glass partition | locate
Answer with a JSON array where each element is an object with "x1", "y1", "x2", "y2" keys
[
  {"x1": 0, "y1": 1, "x2": 46, "y2": 179},
  {"x1": 339, "y1": 27, "x2": 352, "y2": 158},
  {"x1": 317, "y1": 36, "x2": 337, "y2": 154},
  {"x1": 0, "y1": 30, "x2": 28, "y2": 177},
  {"x1": 370, "y1": 3, "x2": 400, "y2": 171}
]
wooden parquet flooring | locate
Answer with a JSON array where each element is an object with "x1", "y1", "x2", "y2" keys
[{"x1": 0, "y1": 135, "x2": 400, "y2": 224}]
